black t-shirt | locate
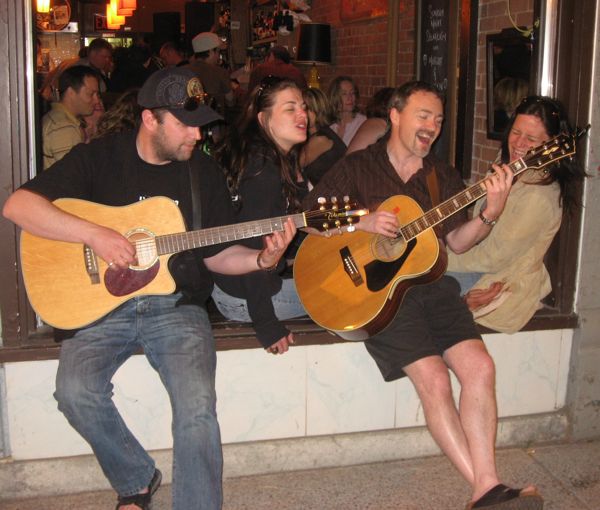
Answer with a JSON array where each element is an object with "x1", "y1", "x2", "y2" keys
[{"x1": 22, "y1": 129, "x2": 235, "y2": 305}]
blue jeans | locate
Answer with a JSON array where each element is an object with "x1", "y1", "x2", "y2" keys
[
  {"x1": 211, "y1": 279, "x2": 306, "y2": 322},
  {"x1": 446, "y1": 271, "x2": 483, "y2": 295},
  {"x1": 54, "y1": 294, "x2": 222, "y2": 510}
]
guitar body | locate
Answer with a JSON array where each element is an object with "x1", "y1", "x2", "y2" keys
[
  {"x1": 294, "y1": 195, "x2": 447, "y2": 341},
  {"x1": 20, "y1": 197, "x2": 184, "y2": 330}
]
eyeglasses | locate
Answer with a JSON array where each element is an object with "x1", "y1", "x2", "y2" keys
[{"x1": 152, "y1": 94, "x2": 207, "y2": 111}]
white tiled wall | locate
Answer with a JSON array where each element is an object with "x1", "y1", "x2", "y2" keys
[{"x1": 3, "y1": 329, "x2": 572, "y2": 460}]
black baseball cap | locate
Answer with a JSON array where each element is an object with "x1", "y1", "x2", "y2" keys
[{"x1": 138, "y1": 67, "x2": 222, "y2": 127}]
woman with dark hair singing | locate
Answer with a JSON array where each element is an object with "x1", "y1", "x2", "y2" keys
[
  {"x1": 447, "y1": 96, "x2": 585, "y2": 332},
  {"x1": 212, "y1": 76, "x2": 308, "y2": 354}
]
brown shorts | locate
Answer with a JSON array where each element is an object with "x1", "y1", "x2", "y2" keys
[{"x1": 365, "y1": 276, "x2": 482, "y2": 381}]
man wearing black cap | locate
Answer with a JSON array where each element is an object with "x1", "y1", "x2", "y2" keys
[{"x1": 3, "y1": 67, "x2": 296, "y2": 510}]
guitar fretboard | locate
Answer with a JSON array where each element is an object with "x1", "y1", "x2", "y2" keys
[{"x1": 155, "y1": 213, "x2": 306, "y2": 255}]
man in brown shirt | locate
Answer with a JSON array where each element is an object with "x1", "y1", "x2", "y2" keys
[
  {"x1": 304, "y1": 81, "x2": 543, "y2": 510},
  {"x1": 247, "y1": 45, "x2": 307, "y2": 94}
]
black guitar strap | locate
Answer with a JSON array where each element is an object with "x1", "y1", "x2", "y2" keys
[{"x1": 188, "y1": 162, "x2": 202, "y2": 229}]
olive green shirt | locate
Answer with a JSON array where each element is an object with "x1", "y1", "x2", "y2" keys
[{"x1": 42, "y1": 102, "x2": 84, "y2": 170}]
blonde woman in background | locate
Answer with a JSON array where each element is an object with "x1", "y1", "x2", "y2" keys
[{"x1": 328, "y1": 75, "x2": 366, "y2": 145}]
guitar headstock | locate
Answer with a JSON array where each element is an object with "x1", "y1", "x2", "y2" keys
[
  {"x1": 521, "y1": 132, "x2": 577, "y2": 173},
  {"x1": 305, "y1": 196, "x2": 369, "y2": 233}
]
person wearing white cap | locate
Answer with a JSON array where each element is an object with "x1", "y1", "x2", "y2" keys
[
  {"x1": 2, "y1": 66, "x2": 297, "y2": 510},
  {"x1": 187, "y1": 31, "x2": 234, "y2": 115}
]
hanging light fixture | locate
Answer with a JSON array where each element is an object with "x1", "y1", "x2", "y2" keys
[
  {"x1": 37, "y1": 0, "x2": 51, "y2": 13},
  {"x1": 106, "y1": 0, "x2": 125, "y2": 29},
  {"x1": 117, "y1": 0, "x2": 136, "y2": 16}
]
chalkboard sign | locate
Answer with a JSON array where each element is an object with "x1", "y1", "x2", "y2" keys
[{"x1": 416, "y1": 0, "x2": 451, "y2": 160}]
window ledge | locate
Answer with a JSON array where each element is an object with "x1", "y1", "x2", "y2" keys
[{"x1": 0, "y1": 313, "x2": 578, "y2": 363}]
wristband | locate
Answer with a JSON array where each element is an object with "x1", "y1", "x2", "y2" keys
[
  {"x1": 479, "y1": 210, "x2": 497, "y2": 227},
  {"x1": 257, "y1": 250, "x2": 278, "y2": 272}
]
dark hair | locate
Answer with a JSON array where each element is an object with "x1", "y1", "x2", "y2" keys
[
  {"x1": 215, "y1": 76, "x2": 303, "y2": 212},
  {"x1": 88, "y1": 38, "x2": 112, "y2": 54},
  {"x1": 328, "y1": 76, "x2": 360, "y2": 121},
  {"x1": 366, "y1": 87, "x2": 395, "y2": 119},
  {"x1": 193, "y1": 50, "x2": 211, "y2": 60},
  {"x1": 160, "y1": 41, "x2": 182, "y2": 54},
  {"x1": 268, "y1": 45, "x2": 291, "y2": 64},
  {"x1": 57, "y1": 65, "x2": 99, "y2": 99},
  {"x1": 500, "y1": 95, "x2": 585, "y2": 213},
  {"x1": 389, "y1": 80, "x2": 445, "y2": 113}
]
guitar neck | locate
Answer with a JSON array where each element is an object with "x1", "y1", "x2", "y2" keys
[
  {"x1": 155, "y1": 212, "x2": 306, "y2": 256},
  {"x1": 401, "y1": 158, "x2": 530, "y2": 241}
]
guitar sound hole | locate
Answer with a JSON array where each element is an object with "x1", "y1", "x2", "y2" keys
[
  {"x1": 371, "y1": 235, "x2": 406, "y2": 262},
  {"x1": 126, "y1": 229, "x2": 158, "y2": 270}
]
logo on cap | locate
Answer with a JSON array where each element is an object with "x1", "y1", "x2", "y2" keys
[{"x1": 187, "y1": 77, "x2": 205, "y2": 103}]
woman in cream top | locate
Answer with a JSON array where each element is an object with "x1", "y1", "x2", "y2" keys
[{"x1": 447, "y1": 96, "x2": 585, "y2": 333}]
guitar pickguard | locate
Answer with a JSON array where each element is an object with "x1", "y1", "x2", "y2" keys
[
  {"x1": 104, "y1": 261, "x2": 160, "y2": 297},
  {"x1": 364, "y1": 238, "x2": 417, "y2": 292}
]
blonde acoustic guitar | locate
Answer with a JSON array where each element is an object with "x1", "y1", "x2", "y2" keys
[
  {"x1": 294, "y1": 133, "x2": 577, "y2": 341},
  {"x1": 20, "y1": 195, "x2": 367, "y2": 330}
]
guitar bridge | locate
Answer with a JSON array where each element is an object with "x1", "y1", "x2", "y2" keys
[
  {"x1": 84, "y1": 245, "x2": 100, "y2": 285},
  {"x1": 340, "y1": 246, "x2": 363, "y2": 287}
]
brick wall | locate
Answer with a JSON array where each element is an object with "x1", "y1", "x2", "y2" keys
[
  {"x1": 472, "y1": 0, "x2": 534, "y2": 181},
  {"x1": 309, "y1": 0, "x2": 416, "y2": 107},
  {"x1": 310, "y1": 0, "x2": 535, "y2": 180}
]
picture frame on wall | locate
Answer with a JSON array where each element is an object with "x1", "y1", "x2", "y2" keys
[{"x1": 340, "y1": 0, "x2": 388, "y2": 24}]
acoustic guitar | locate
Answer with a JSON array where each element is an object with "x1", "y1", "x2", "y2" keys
[
  {"x1": 294, "y1": 133, "x2": 577, "y2": 341},
  {"x1": 20, "y1": 195, "x2": 367, "y2": 330}
]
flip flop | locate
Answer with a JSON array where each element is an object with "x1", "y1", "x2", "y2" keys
[{"x1": 466, "y1": 484, "x2": 544, "y2": 509}]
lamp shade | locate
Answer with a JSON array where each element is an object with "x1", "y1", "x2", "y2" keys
[
  {"x1": 117, "y1": 0, "x2": 136, "y2": 16},
  {"x1": 37, "y1": 0, "x2": 50, "y2": 13},
  {"x1": 296, "y1": 23, "x2": 331, "y2": 64},
  {"x1": 107, "y1": 1, "x2": 125, "y2": 29}
]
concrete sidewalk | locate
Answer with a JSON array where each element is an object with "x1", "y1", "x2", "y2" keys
[{"x1": 1, "y1": 439, "x2": 598, "y2": 509}]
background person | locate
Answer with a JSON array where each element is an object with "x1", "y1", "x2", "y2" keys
[
  {"x1": 247, "y1": 45, "x2": 307, "y2": 94},
  {"x1": 42, "y1": 65, "x2": 100, "y2": 169},
  {"x1": 187, "y1": 31, "x2": 234, "y2": 116},
  {"x1": 347, "y1": 86, "x2": 394, "y2": 154},
  {"x1": 77, "y1": 37, "x2": 113, "y2": 93},
  {"x1": 328, "y1": 75, "x2": 367, "y2": 145},
  {"x1": 300, "y1": 87, "x2": 346, "y2": 186},
  {"x1": 93, "y1": 88, "x2": 142, "y2": 139},
  {"x1": 159, "y1": 41, "x2": 189, "y2": 68}
]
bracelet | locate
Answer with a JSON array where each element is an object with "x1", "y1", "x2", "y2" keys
[
  {"x1": 256, "y1": 250, "x2": 278, "y2": 272},
  {"x1": 478, "y1": 210, "x2": 497, "y2": 227}
]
